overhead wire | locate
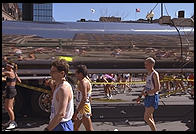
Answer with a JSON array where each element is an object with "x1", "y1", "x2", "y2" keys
[
  {"x1": 150, "y1": 3, "x2": 159, "y2": 12},
  {"x1": 163, "y1": 4, "x2": 185, "y2": 74}
]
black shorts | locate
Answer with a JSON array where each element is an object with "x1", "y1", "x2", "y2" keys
[{"x1": 5, "y1": 86, "x2": 17, "y2": 99}]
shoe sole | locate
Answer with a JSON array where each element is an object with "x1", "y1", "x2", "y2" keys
[{"x1": 6, "y1": 125, "x2": 17, "y2": 130}]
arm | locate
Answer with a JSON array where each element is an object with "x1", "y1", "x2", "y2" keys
[
  {"x1": 15, "y1": 73, "x2": 22, "y2": 83},
  {"x1": 2, "y1": 70, "x2": 10, "y2": 76},
  {"x1": 103, "y1": 77, "x2": 109, "y2": 86},
  {"x1": 136, "y1": 88, "x2": 147, "y2": 103},
  {"x1": 46, "y1": 86, "x2": 69, "y2": 131},
  {"x1": 147, "y1": 72, "x2": 160, "y2": 94},
  {"x1": 103, "y1": 77, "x2": 108, "y2": 83}
]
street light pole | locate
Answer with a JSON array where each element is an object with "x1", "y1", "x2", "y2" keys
[{"x1": 161, "y1": 3, "x2": 163, "y2": 17}]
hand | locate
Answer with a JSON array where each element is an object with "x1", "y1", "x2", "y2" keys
[
  {"x1": 136, "y1": 97, "x2": 141, "y2": 104},
  {"x1": 141, "y1": 90, "x2": 148, "y2": 96},
  {"x1": 72, "y1": 112, "x2": 78, "y2": 121}
]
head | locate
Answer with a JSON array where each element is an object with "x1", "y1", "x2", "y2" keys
[
  {"x1": 50, "y1": 59, "x2": 69, "y2": 81},
  {"x1": 144, "y1": 57, "x2": 155, "y2": 71},
  {"x1": 75, "y1": 65, "x2": 88, "y2": 80},
  {"x1": 6, "y1": 62, "x2": 18, "y2": 72}
]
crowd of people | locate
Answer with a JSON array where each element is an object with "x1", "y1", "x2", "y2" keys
[
  {"x1": 2, "y1": 57, "x2": 194, "y2": 131},
  {"x1": 87, "y1": 71, "x2": 194, "y2": 100},
  {"x1": 159, "y1": 72, "x2": 194, "y2": 98},
  {"x1": 88, "y1": 73, "x2": 133, "y2": 99}
]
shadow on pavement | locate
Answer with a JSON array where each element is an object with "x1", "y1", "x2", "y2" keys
[{"x1": 16, "y1": 117, "x2": 49, "y2": 129}]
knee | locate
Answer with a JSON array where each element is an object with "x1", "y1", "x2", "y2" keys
[
  {"x1": 7, "y1": 106, "x2": 13, "y2": 111},
  {"x1": 144, "y1": 115, "x2": 150, "y2": 122}
]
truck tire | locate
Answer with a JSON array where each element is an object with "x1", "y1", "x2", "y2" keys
[{"x1": 31, "y1": 92, "x2": 51, "y2": 117}]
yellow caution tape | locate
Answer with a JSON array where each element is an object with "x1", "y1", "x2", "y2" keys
[
  {"x1": 91, "y1": 81, "x2": 146, "y2": 85},
  {"x1": 59, "y1": 56, "x2": 73, "y2": 62},
  {"x1": 91, "y1": 78, "x2": 194, "y2": 85},
  {"x1": 160, "y1": 87, "x2": 190, "y2": 98},
  {"x1": 91, "y1": 77, "x2": 194, "y2": 85},
  {"x1": 16, "y1": 82, "x2": 51, "y2": 94},
  {"x1": 161, "y1": 78, "x2": 194, "y2": 82}
]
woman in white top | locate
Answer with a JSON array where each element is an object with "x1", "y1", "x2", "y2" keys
[{"x1": 44, "y1": 59, "x2": 74, "y2": 131}]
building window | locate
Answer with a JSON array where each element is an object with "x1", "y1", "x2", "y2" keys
[{"x1": 18, "y1": 3, "x2": 53, "y2": 22}]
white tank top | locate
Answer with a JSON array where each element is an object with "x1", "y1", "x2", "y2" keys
[
  {"x1": 50, "y1": 81, "x2": 74, "y2": 122},
  {"x1": 145, "y1": 71, "x2": 158, "y2": 96}
]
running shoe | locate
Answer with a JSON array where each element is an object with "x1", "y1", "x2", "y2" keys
[
  {"x1": 6, "y1": 121, "x2": 17, "y2": 130},
  {"x1": 109, "y1": 95, "x2": 112, "y2": 99}
]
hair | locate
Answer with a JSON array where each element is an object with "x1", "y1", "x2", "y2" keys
[
  {"x1": 51, "y1": 59, "x2": 69, "y2": 75},
  {"x1": 145, "y1": 57, "x2": 155, "y2": 66},
  {"x1": 7, "y1": 62, "x2": 18, "y2": 72},
  {"x1": 76, "y1": 64, "x2": 88, "y2": 77}
]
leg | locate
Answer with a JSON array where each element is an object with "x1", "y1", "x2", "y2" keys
[
  {"x1": 166, "y1": 81, "x2": 170, "y2": 92},
  {"x1": 73, "y1": 119, "x2": 82, "y2": 131},
  {"x1": 103, "y1": 85, "x2": 107, "y2": 97},
  {"x1": 5, "y1": 98, "x2": 15, "y2": 121},
  {"x1": 174, "y1": 80, "x2": 179, "y2": 91},
  {"x1": 144, "y1": 107, "x2": 156, "y2": 131},
  {"x1": 108, "y1": 86, "x2": 112, "y2": 97},
  {"x1": 105, "y1": 85, "x2": 110, "y2": 98},
  {"x1": 82, "y1": 115, "x2": 94, "y2": 131},
  {"x1": 179, "y1": 80, "x2": 185, "y2": 91},
  {"x1": 121, "y1": 83, "x2": 125, "y2": 93}
]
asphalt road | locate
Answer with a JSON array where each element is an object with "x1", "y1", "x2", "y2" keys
[
  {"x1": 2, "y1": 85, "x2": 194, "y2": 131},
  {"x1": 2, "y1": 107, "x2": 194, "y2": 131}
]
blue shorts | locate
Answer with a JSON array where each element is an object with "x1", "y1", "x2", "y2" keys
[
  {"x1": 52, "y1": 120, "x2": 73, "y2": 131},
  {"x1": 144, "y1": 94, "x2": 159, "y2": 109}
]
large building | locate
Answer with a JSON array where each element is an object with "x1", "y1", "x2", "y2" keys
[
  {"x1": 2, "y1": 3, "x2": 22, "y2": 21},
  {"x1": 99, "y1": 16, "x2": 121, "y2": 22},
  {"x1": 17, "y1": 3, "x2": 53, "y2": 22}
]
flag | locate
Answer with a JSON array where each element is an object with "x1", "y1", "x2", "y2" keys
[{"x1": 136, "y1": 8, "x2": 140, "y2": 12}]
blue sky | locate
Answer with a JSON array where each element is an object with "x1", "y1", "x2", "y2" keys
[{"x1": 53, "y1": 3, "x2": 194, "y2": 22}]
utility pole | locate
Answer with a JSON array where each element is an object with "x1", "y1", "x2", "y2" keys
[{"x1": 161, "y1": 3, "x2": 163, "y2": 17}]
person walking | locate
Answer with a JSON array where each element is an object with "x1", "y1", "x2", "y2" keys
[
  {"x1": 136, "y1": 57, "x2": 160, "y2": 131},
  {"x1": 72, "y1": 65, "x2": 94, "y2": 131},
  {"x1": 103, "y1": 74, "x2": 115, "y2": 99},
  {"x1": 44, "y1": 59, "x2": 74, "y2": 131},
  {"x1": 2, "y1": 62, "x2": 21, "y2": 130}
]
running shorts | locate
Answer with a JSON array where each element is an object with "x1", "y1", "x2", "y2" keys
[
  {"x1": 52, "y1": 120, "x2": 73, "y2": 131},
  {"x1": 77, "y1": 103, "x2": 92, "y2": 120},
  {"x1": 144, "y1": 94, "x2": 159, "y2": 109},
  {"x1": 5, "y1": 86, "x2": 17, "y2": 99}
]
